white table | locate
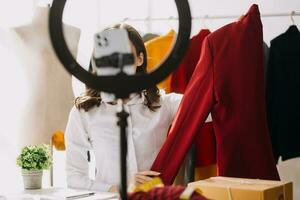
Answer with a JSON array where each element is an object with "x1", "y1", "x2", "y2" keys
[{"x1": 0, "y1": 187, "x2": 118, "y2": 200}]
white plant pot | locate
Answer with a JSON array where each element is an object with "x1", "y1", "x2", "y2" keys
[{"x1": 22, "y1": 169, "x2": 43, "y2": 189}]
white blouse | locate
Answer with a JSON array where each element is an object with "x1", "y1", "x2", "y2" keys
[{"x1": 65, "y1": 90, "x2": 182, "y2": 191}]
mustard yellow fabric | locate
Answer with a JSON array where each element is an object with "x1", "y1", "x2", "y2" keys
[
  {"x1": 194, "y1": 164, "x2": 217, "y2": 181},
  {"x1": 145, "y1": 30, "x2": 176, "y2": 93}
]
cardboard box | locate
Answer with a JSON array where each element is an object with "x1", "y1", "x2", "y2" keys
[{"x1": 188, "y1": 176, "x2": 292, "y2": 200}]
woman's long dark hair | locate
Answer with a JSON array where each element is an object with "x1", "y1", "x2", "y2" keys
[{"x1": 75, "y1": 24, "x2": 161, "y2": 112}]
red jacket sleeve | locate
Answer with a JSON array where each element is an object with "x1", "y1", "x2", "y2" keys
[{"x1": 151, "y1": 38, "x2": 215, "y2": 185}]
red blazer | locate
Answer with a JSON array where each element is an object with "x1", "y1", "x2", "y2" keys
[
  {"x1": 151, "y1": 5, "x2": 279, "y2": 184},
  {"x1": 171, "y1": 29, "x2": 216, "y2": 168},
  {"x1": 171, "y1": 29, "x2": 211, "y2": 94}
]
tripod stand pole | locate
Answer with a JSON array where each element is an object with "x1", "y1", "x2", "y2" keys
[{"x1": 117, "y1": 99, "x2": 129, "y2": 200}]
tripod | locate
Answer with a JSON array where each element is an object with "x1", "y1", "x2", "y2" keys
[
  {"x1": 111, "y1": 53, "x2": 133, "y2": 200},
  {"x1": 116, "y1": 99, "x2": 129, "y2": 200}
]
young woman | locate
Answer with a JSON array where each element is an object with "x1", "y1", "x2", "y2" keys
[{"x1": 65, "y1": 24, "x2": 182, "y2": 192}]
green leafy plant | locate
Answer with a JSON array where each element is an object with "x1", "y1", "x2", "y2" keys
[{"x1": 16, "y1": 144, "x2": 52, "y2": 171}]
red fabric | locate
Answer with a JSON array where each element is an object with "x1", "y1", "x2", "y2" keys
[
  {"x1": 167, "y1": 29, "x2": 217, "y2": 169},
  {"x1": 170, "y1": 30, "x2": 216, "y2": 168},
  {"x1": 128, "y1": 186, "x2": 208, "y2": 200},
  {"x1": 195, "y1": 122, "x2": 216, "y2": 167},
  {"x1": 151, "y1": 5, "x2": 280, "y2": 184},
  {"x1": 170, "y1": 29, "x2": 211, "y2": 94}
]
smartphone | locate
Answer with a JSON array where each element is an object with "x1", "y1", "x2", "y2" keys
[{"x1": 93, "y1": 28, "x2": 135, "y2": 76}]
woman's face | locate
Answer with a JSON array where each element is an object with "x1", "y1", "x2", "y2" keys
[{"x1": 129, "y1": 41, "x2": 144, "y2": 70}]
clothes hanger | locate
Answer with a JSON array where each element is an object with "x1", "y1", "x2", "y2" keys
[
  {"x1": 122, "y1": 17, "x2": 129, "y2": 24},
  {"x1": 288, "y1": 11, "x2": 299, "y2": 34},
  {"x1": 34, "y1": 0, "x2": 51, "y2": 7},
  {"x1": 290, "y1": 11, "x2": 295, "y2": 25},
  {"x1": 201, "y1": 16, "x2": 209, "y2": 30},
  {"x1": 168, "y1": 16, "x2": 176, "y2": 32}
]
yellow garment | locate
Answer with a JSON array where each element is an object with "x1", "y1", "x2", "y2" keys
[
  {"x1": 131, "y1": 177, "x2": 164, "y2": 193},
  {"x1": 145, "y1": 30, "x2": 176, "y2": 93},
  {"x1": 194, "y1": 164, "x2": 217, "y2": 180},
  {"x1": 51, "y1": 130, "x2": 65, "y2": 151}
]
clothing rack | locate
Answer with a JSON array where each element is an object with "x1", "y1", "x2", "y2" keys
[{"x1": 122, "y1": 11, "x2": 300, "y2": 22}]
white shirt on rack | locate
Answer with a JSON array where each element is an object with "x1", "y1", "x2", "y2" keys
[{"x1": 65, "y1": 90, "x2": 182, "y2": 192}]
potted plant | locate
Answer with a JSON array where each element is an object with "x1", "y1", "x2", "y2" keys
[{"x1": 16, "y1": 144, "x2": 52, "y2": 189}]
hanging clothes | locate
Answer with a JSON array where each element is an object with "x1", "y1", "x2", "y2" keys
[
  {"x1": 151, "y1": 4, "x2": 280, "y2": 184},
  {"x1": 193, "y1": 121, "x2": 217, "y2": 181},
  {"x1": 169, "y1": 29, "x2": 217, "y2": 181},
  {"x1": 266, "y1": 25, "x2": 300, "y2": 163},
  {"x1": 170, "y1": 29, "x2": 210, "y2": 93},
  {"x1": 145, "y1": 30, "x2": 176, "y2": 93}
]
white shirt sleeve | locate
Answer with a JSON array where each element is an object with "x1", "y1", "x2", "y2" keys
[
  {"x1": 162, "y1": 91, "x2": 183, "y2": 122},
  {"x1": 65, "y1": 107, "x2": 112, "y2": 192}
]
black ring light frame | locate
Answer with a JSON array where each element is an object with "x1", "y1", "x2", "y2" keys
[{"x1": 49, "y1": 0, "x2": 191, "y2": 99}]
